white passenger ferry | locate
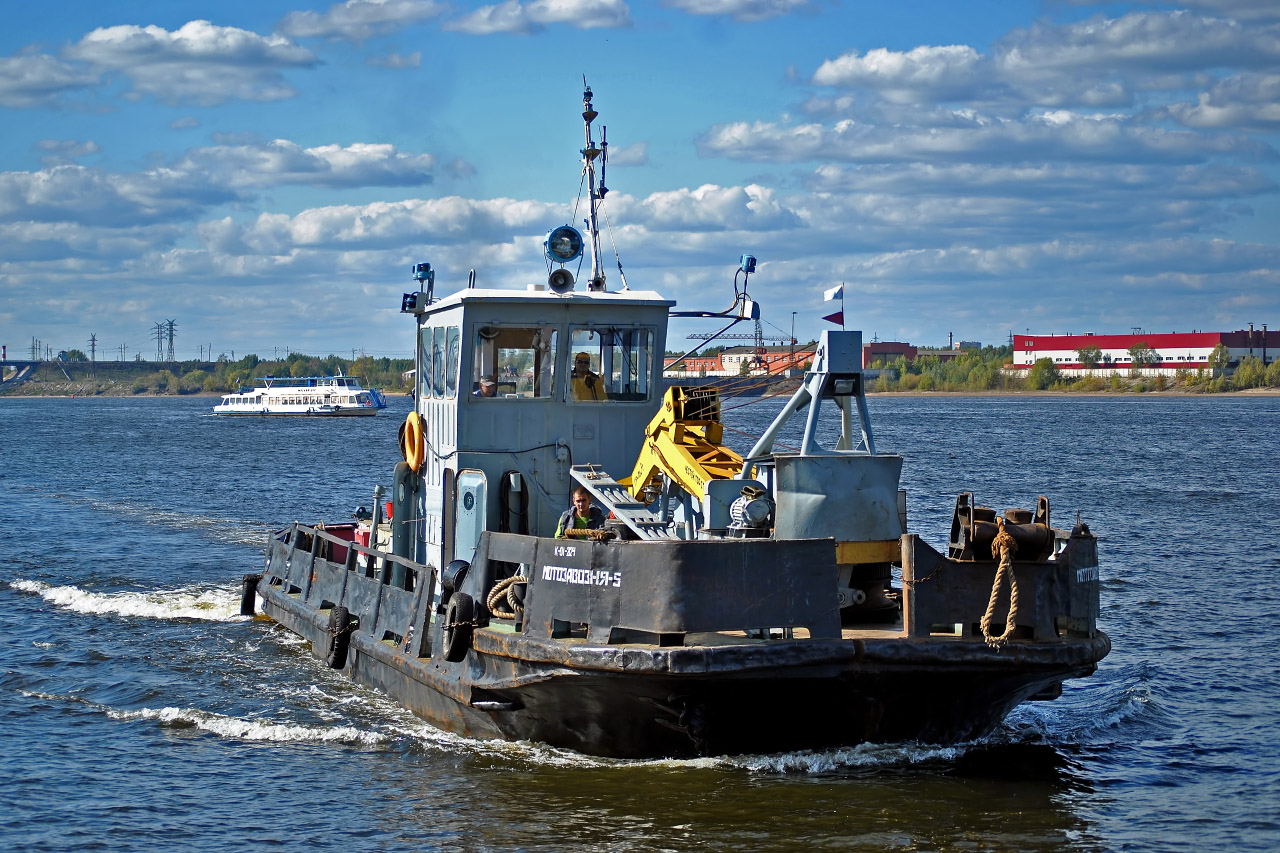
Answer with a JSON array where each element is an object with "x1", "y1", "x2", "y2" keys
[{"x1": 212, "y1": 373, "x2": 387, "y2": 417}]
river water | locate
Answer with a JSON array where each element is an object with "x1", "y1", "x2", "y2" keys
[{"x1": 2, "y1": 393, "x2": 1277, "y2": 852}]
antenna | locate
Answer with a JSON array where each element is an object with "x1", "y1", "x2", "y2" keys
[{"x1": 581, "y1": 83, "x2": 605, "y2": 292}]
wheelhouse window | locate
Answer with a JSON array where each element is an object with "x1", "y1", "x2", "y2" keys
[
  {"x1": 419, "y1": 325, "x2": 459, "y2": 399},
  {"x1": 446, "y1": 326, "x2": 460, "y2": 398},
  {"x1": 568, "y1": 326, "x2": 653, "y2": 403},
  {"x1": 472, "y1": 325, "x2": 558, "y2": 398}
]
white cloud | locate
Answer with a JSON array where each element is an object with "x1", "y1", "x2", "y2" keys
[
  {"x1": 0, "y1": 139, "x2": 439, "y2": 230},
  {"x1": 699, "y1": 112, "x2": 1272, "y2": 165},
  {"x1": 606, "y1": 141, "x2": 648, "y2": 166},
  {"x1": 1165, "y1": 73, "x2": 1280, "y2": 131},
  {"x1": 278, "y1": 0, "x2": 446, "y2": 41},
  {"x1": 0, "y1": 52, "x2": 98, "y2": 108},
  {"x1": 993, "y1": 11, "x2": 1280, "y2": 75},
  {"x1": 64, "y1": 20, "x2": 316, "y2": 105},
  {"x1": 619, "y1": 184, "x2": 802, "y2": 231},
  {"x1": 445, "y1": 0, "x2": 631, "y2": 35},
  {"x1": 811, "y1": 45, "x2": 984, "y2": 103},
  {"x1": 806, "y1": 11, "x2": 1280, "y2": 113},
  {"x1": 199, "y1": 196, "x2": 563, "y2": 255},
  {"x1": 172, "y1": 139, "x2": 436, "y2": 188},
  {"x1": 0, "y1": 165, "x2": 236, "y2": 226},
  {"x1": 1068, "y1": 0, "x2": 1280, "y2": 25},
  {"x1": 663, "y1": 0, "x2": 811, "y2": 22}
]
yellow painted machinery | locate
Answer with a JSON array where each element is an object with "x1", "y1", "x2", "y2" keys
[{"x1": 628, "y1": 386, "x2": 743, "y2": 504}]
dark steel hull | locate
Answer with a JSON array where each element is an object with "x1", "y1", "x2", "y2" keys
[{"x1": 251, "y1": 524, "x2": 1109, "y2": 759}]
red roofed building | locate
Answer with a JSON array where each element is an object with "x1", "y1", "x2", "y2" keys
[{"x1": 1011, "y1": 328, "x2": 1272, "y2": 376}]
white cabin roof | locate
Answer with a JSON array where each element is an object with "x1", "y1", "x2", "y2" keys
[{"x1": 418, "y1": 286, "x2": 675, "y2": 320}]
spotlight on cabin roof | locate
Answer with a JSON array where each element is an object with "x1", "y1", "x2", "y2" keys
[{"x1": 545, "y1": 225, "x2": 584, "y2": 265}]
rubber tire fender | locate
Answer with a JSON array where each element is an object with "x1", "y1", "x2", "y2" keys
[
  {"x1": 240, "y1": 573, "x2": 262, "y2": 616},
  {"x1": 324, "y1": 606, "x2": 352, "y2": 669},
  {"x1": 443, "y1": 593, "x2": 475, "y2": 663}
]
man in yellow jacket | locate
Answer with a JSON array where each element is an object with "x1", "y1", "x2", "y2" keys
[{"x1": 570, "y1": 352, "x2": 608, "y2": 401}]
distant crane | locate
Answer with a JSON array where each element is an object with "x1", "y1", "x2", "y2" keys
[{"x1": 688, "y1": 318, "x2": 797, "y2": 369}]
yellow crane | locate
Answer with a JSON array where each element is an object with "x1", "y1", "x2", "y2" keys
[{"x1": 628, "y1": 386, "x2": 743, "y2": 504}]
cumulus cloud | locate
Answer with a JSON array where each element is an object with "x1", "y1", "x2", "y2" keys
[
  {"x1": 1068, "y1": 0, "x2": 1280, "y2": 25},
  {"x1": 806, "y1": 11, "x2": 1280, "y2": 112},
  {"x1": 1164, "y1": 73, "x2": 1280, "y2": 131},
  {"x1": 699, "y1": 112, "x2": 1274, "y2": 165},
  {"x1": 64, "y1": 20, "x2": 316, "y2": 105},
  {"x1": 618, "y1": 184, "x2": 803, "y2": 231},
  {"x1": 663, "y1": 0, "x2": 811, "y2": 22},
  {"x1": 445, "y1": 0, "x2": 631, "y2": 35},
  {"x1": 811, "y1": 45, "x2": 984, "y2": 103},
  {"x1": 278, "y1": 0, "x2": 446, "y2": 41},
  {"x1": 0, "y1": 52, "x2": 99, "y2": 108},
  {"x1": 0, "y1": 137, "x2": 441, "y2": 231},
  {"x1": 172, "y1": 139, "x2": 436, "y2": 188},
  {"x1": 0, "y1": 165, "x2": 237, "y2": 226},
  {"x1": 993, "y1": 11, "x2": 1280, "y2": 76},
  {"x1": 606, "y1": 141, "x2": 648, "y2": 166}
]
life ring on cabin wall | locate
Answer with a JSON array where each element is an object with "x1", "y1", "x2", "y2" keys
[{"x1": 403, "y1": 411, "x2": 425, "y2": 472}]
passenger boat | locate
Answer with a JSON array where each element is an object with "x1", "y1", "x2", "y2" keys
[
  {"x1": 212, "y1": 373, "x2": 387, "y2": 417},
  {"x1": 241, "y1": 88, "x2": 1109, "y2": 759}
]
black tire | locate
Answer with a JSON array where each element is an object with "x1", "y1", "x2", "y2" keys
[
  {"x1": 240, "y1": 573, "x2": 262, "y2": 616},
  {"x1": 324, "y1": 606, "x2": 351, "y2": 669},
  {"x1": 443, "y1": 593, "x2": 474, "y2": 662}
]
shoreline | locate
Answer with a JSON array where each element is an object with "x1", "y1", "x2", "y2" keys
[{"x1": 5, "y1": 387, "x2": 1277, "y2": 400}]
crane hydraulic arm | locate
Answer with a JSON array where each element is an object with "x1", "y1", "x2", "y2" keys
[{"x1": 628, "y1": 386, "x2": 744, "y2": 504}]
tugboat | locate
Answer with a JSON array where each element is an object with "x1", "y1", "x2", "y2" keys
[{"x1": 241, "y1": 88, "x2": 1108, "y2": 759}]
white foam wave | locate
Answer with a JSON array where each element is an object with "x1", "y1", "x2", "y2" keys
[
  {"x1": 10, "y1": 579, "x2": 244, "y2": 622},
  {"x1": 723, "y1": 741, "x2": 964, "y2": 774},
  {"x1": 108, "y1": 705, "x2": 387, "y2": 746}
]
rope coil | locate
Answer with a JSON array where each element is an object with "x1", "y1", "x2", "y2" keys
[
  {"x1": 980, "y1": 518, "x2": 1020, "y2": 648},
  {"x1": 487, "y1": 575, "x2": 527, "y2": 620}
]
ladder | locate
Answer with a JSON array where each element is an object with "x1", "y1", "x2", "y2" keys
[{"x1": 570, "y1": 465, "x2": 676, "y2": 540}]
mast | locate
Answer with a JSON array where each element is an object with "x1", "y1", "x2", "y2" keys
[{"x1": 582, "y1": 84, "x2": 605, "y2": 292}]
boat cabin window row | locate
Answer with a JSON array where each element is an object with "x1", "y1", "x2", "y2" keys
[
  {"x1": 469, "y1": 324, "x2": 655, "y2": 403},
  {"x1": 419, "y1": 325, "x2": 461, "y2": 400}
]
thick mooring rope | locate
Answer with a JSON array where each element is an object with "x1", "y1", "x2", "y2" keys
[
  {"x1": 487, "y1": 575, "x2": 526, "y2": 620},
  {"x1": 980, "y1": 518, "x2": 1020, "y2": 648}
]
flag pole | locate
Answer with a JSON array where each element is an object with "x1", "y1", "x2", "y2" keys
[{"x1": 841, "y1": 282, "x2": 846, "y2": 330}]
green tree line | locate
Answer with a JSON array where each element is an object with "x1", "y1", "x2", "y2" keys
[{"x1": 11, "y1": 353, "x2": 414, "y2": 396}]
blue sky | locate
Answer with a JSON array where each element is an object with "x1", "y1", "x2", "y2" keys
[{"x1": 2, "y1": 0, "x2": 1277, "y2": 361}]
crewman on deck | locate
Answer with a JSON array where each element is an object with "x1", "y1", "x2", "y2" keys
[
  {"x1": 555, "y1": 486, "x2": 607, "y2": 538},
  {"x1": 570, "y1": 352, "x2": 608, "y2": 401}
]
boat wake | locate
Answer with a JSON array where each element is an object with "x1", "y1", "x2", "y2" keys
[
  {"x1": 10, "y1": 579, "x2": 246, "y2": 622},
  {"x1": 107, "y1": 705, "x2": 388, "y2": 746}
]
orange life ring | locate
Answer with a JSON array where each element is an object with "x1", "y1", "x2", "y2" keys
[{"x1": 404, "y1": 411, "x2": 425, "y2": 472}]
